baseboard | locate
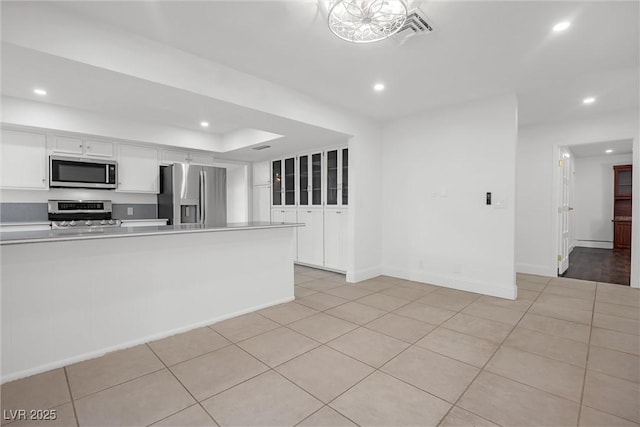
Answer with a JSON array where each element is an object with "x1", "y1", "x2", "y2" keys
[
  {"x1": 381, "y1": 267, "x2": 517, "y2": 300},
  {"x1": 575, "y1": 241, "x2": 613, "y2": 249},
  {"x1": 515, "y1": 262, "x2": 556, "y2": 277},
  {"x1": 348, "y1": 266, "x2": 382, "y2": 283},
  {"x1": 0, "y1": 296, "x2": 294, "y2": 384}
]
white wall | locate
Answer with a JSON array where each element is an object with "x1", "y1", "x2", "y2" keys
[
  {"x1": 516, "y1": 108, "x2": 639, "y2": 281},
  {"x1": 574, "y1": 153, "x2": 633, "y2": 249},
  {"x1": 380, "y1": 94, "x2": 518, "y2": 299}
]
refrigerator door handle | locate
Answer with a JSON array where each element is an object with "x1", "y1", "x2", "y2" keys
[
  {"x1": 199, "y1": 170, "x2": 204, "y2": 225},
  {"x1": 202, "y1": 170, "x2": 207, "y2": 225}
]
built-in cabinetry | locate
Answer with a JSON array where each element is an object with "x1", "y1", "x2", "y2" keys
[
  {"x1": 117, "y1": 145, "x2": 160, "y2": 193},
  {"x1": 50, "y1": 136, "x2": 114, "y2": 158},
  {"x1": 0, "y1": 130, "x2": 47, "y2": 190},
  {"x1": 252, "y1": 161, "x2": 271, "y2": 222},
  {"x1": 265, "y1": 146, "x2": 348, "y2": 272},
  {"x1": 161, "y1": 150, "x2": 214, "y2": 166},
  {"x1": 613, "y1": 164, "x2": 632, "y2": 249}
]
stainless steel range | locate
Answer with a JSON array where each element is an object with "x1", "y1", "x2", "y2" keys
[{"x1": 48, "y1": 200, "x2": 121, "y2": 229}]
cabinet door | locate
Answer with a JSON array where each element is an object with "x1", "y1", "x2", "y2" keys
[
  {"x1": 311, "y1": 153, "x2": 322, "y2": 206},
  {"x1": 614, "y1": 166, "x2": 632, "y2": 199},
  {"x1": 326, "y1": 150, "x2": 339, "y2": 206},
  {"x1": 161, "y1": 150, "x2": 190, "y2": 165},
  {"x1": 271, "y1": 208, "x2": 285, "y2": 223},
  {"x1": 50, "y1": 136, "x2": 84, "y2": 156},
  {"x1": 272, "y1": 160, "x2": 282, "y2": 206},
  {"x1": 297, "y1": 209, "x2": 324, "y2": 266},
  {"x1": 253, "y1": 161, "x2": 271, "y2": 186},
  {"x1": 117, "y1": 145, "x2": 159, "y2": 193},
  {"x1": 284, "y1": 157, "x2": 296, "y2": 206},
  {"x1": 0, "y1": 130, "x2": 47, "y2": 189},
  {"x1": 189, "y1": 152, "x2": 214, "y2": 166},
  {"x1": 252, "y1": 186, "x2": 271, "y2": 222},
  {"x1": 299, "y1": 155, "x2": 309, "y2": 206},
  {"x1": 324, "y1": 209, "x2": 347, "y2": 271},
  {"x1": 341, "y1": 148, "x2": 349, "y2": 206},
  {"x1": 84, "y1": 140, "x2": 114, "y2": 158}
]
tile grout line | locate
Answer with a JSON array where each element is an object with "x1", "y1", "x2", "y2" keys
[
  {"x1": 434, "y1": 277, "x2": 552, "y2": 426},
  {"x1": 576, "y1": 283, "x2": 598, "y2": 426},
  {"x1": 143, "y1": 343, "x2": 221, "y2": 427},
  {"x1": 63, "y1": 367, "x2": 80, "y2": 427}
]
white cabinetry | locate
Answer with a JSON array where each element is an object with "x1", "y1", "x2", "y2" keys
[
  {"x1": 252, "y1": 185, "x2": 271, "y2": 222},
  {"x1": 326, "y1": 147, "x2": 348, "y2": 207},
  {"x1": 271, "y1": 157, "x2": 296, "y2": 207},
  {"x1": 253, "y1": 161, "x2": 271, "y2": 186},
  {"x1": 0, "y1": 130, "x2": 47, "y2": 190},
  {"x1": 117, "y1": 145, "x2": 159, "y2": 193},
  {"x1": 297, "y1": 209, "x2": 324, "y2": 266},
  {"x1": 161, "y1": 150, "x2": 214, "y2": 166},
  {"x1": 50, "y1": 136, "x2": 114, "y2": 158},
  {"x1": 324, "y1": 208, "x2": 348, "y2": 272},
  {"x1": 272, "y1": 208, "x2": 298, "y2": 261}
]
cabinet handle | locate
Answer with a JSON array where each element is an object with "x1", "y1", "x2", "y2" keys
[
  {"x1": 42, "y1": 178, "x2": 46, "y2": 182},
  {"x1": 336, "y1": 211, "x2": 342, "y2": 214},
  {"x1": 307, "y1": 210, "x2": 312, "y2": 213}
]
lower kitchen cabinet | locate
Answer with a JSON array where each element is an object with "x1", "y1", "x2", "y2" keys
[
  {"x1": 324, "y1": 208, "x2": 348, "y2": 272},
  {"x1": 0, "y1": 130, "x2": 47, "y2": 190},
  {"x1": 117, "y1": 144, "x2": 160, "y2": 193},
  {"x1": 272, "y1": 208, "x2": 298, "y2": 260},
  {"x1": 297, "y1": 209, "x2": 324, "y2": 266}
]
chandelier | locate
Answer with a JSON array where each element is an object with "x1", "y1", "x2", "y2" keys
[{"x1": 328, "y1": 0, "x2": 408, "y2": 43}]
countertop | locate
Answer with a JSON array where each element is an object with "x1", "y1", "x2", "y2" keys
[{"x1": 0, "y1": 222, "x2": 303, "y2": 245}]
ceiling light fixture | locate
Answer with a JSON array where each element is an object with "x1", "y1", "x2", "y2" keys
[
  {"x1": 605, "y1": 149, "x2": 613, "y2": 153},
  {"x1": 33, "y1": 88, "x2": 47, "y2": 96},
  {"x1": 200, "y1": 121, "x2": 209, "y2": 127},
  {"x1": 373, "y1": 83, "x2": 385, "y2": 92},
  {"x1": 552, "y1": 21, "x2": 571, "y2": 32},
  {"x1": 328, "y1": 0, "x2": 408, "y2": 43},
  {"x1": 583, "y1": 97, "x2": 595, "y2": 104}
]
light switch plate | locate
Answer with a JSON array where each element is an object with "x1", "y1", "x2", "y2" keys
[{"x1": 127, "y1": 207, "x2": 134, "y2": 216}]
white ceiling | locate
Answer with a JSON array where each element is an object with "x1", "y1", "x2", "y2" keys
[
  {"x1": 569, "y1": 139, "x2": 634, "y2": 158},
  {"x1": 0, "y1": 1, "x2": 638, "y2": 162},
  {"x1": 54, "y1": 0, "x2": 639, "y2": 125}
]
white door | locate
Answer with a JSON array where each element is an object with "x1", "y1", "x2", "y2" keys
[
  {"x1": 558, "y1": 148, "x2": 572, "y2": 274},
  {"x1": 0, "y1": 130, "x2": 47, "y2": 189},
  {"x1": 324, "y1": 208, "x2": 347, "y2": 271},
  {"x1": 253, "y1": 185, "x2": 271, "y2": 222},
  {"x1": 117, "y1": 144, "x2": 159, "y2": 193},
  {"x1": 298, "y1": 209, "x2": 324, "y2": 266},
  {"x1": 84, "y1": 140, "x2": 114, "y2": 158}
]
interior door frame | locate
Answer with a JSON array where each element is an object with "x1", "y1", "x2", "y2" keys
[
  {"x1": 552, "y1": 138, "x2": 639, "y2": 288},
  {"x1": 556, "y1": 146, "x2": 572, "y2": 275}
]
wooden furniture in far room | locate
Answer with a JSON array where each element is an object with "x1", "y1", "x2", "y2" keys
[{"x1": 613, "y1": 164, "x2": 632, "y2": 249}]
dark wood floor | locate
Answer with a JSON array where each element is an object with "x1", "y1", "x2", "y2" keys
[{"x1": 561, "y1": 247, "x2": 631, "y2": 286}]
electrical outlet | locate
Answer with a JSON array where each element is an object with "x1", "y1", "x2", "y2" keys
[{"x1": 127, "y1": 207, "x2": 134, "y2": 216}]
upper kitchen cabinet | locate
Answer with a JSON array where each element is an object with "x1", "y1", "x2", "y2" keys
[
  {"x1": 299, "y1": 152, "x2": 323, "y2": 207},
  {"x1": 272, "y1": 157, "x2": 296, "y2": 207},
  {"x1": 253, "y1": 161, "x2": 270, "y2": 186},
  {"x1": 0, "y1": 129, "x2": 47, "y2": 190},
  {"x1": 49, "y1": 135, "x2": 114, "y2": 158},
  {"x1": 117, "y1": 144, "x2": 160, "y2": 193},
  {"x1": 326, "y1": 147, "x2": 348, "y2": 207},
  {"x1": 161, "y1": 149, "x2": 214, "y2": 166}
]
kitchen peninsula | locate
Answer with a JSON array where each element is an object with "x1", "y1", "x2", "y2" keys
[{"x1": 0, "y1": 222, "x2": 300, "y2": 382}]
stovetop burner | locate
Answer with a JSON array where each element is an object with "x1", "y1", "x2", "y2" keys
[{"x1": 48, "y1": 200, "x2": 122, "y2": 229}]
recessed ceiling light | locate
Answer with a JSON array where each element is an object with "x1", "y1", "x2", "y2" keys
[
  {"x1": 373, "y1": 83, "x2": 385, "y2": 92},
  {"x1": 605, "y1": 149, "x2": 613, "y2": 153},
  {"x1": 553, "y1": 21, "x2": 571, "y2": 32},
  {"x1": 33, "y1": 88, "x2": 47, "y2": 96},
  {"x1": 583, "y1": 97, "x2": 596, "y2": 104},
  {"x1": 200, "y1": 121, "x2": 209, "y2": 127}
]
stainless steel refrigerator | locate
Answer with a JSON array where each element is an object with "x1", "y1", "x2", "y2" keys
[{"x1": 158, "y1": 163, "x2": 227, "y2": 226}]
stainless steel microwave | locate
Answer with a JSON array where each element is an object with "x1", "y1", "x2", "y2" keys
[{"x1": 49, "y1": 156, "x2": 117, "y2": 189}]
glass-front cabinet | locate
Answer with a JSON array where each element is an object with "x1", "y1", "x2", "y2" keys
[
  {"x1": 272, "y1": 157, "x2": 296, "y2": 207},
  {"x1": 326, "y1": 147, "x2": 348, "y2": 207},
  {"x1": 299, "y1": 152, "x2": 323, "y2": 207}
]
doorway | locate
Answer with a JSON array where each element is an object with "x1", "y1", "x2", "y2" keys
[{"x1": 557, "y1": 140, "x2": 633, "y2": 285}]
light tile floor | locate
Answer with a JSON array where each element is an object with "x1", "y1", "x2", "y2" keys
[{"x1": 1, "y1": 267, "x2": 639, "y2": 426}]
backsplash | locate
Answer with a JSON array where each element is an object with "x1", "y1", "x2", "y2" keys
[{"x1": 0, "y1": 202, "x2": 158, "y2": 222}]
